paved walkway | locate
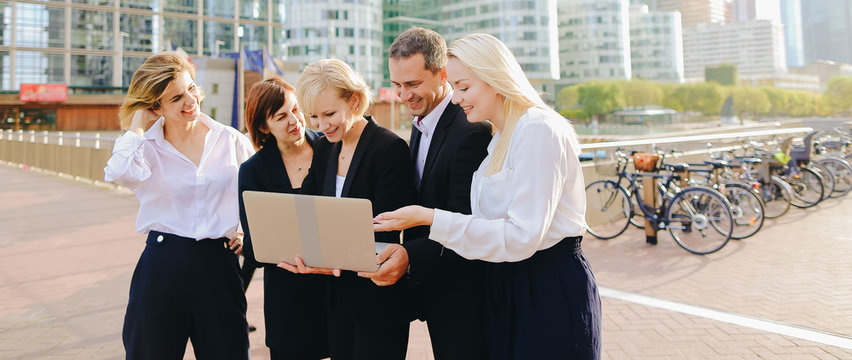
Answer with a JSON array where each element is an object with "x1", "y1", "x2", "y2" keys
[{"x1": 0, "y1": 162, "x2": 850, "y2": 359}]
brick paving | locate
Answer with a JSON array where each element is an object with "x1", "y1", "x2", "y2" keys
[{"x1": 0, "y1": 162, "x2": 850, "y2": 359}]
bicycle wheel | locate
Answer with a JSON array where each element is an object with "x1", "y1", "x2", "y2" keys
[
  {"x1": 819, "y1": 157, "x2": 852, "y2": 197},
  {"x1": 665, "y1": 187, "x2": 733, "y2": 255},
  {"x1": 789, "y1": 168, "x2": 825, "y2": 208},
  {"x1": 761, "y1": 176, "x2": 793, "y2": 218},
  {"x1": 722, "y1": 182, "x2": 765, "y2": 239},
  {"x1": 809, "y1": 162, "x2": 835, "y2": 200},
  {"x1": 585, "y1": 180, "x2": 632, "y2": 239}
]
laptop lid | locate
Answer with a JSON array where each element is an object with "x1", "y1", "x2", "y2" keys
[{"x1": 242, "y1": 191, "x2": 379, "y2": 272}]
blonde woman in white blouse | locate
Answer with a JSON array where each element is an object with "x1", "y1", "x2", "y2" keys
[
  {"x1": 104, "y1": 52, "x2": 254, "y2": 360},
  {"x1": 373, "y1": 33, "x2": 601, "y2": 359}
]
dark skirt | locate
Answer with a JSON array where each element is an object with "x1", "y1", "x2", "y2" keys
[
  {"x1": 486, "y1": 236, "x2": 601, "y2": 360},
  {"x1": 262, "y1": 265, "x2": 329, "y2": 359}
]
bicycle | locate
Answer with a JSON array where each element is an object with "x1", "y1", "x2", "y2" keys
[{"x1": 586, "y1": 149, "x2": 734, "y2": 255}]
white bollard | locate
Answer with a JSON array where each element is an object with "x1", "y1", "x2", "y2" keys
[{"x1": 58, "y1": 131, "x2": 64, "y2": 146}]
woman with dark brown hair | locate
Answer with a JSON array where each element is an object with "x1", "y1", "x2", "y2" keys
[{"x1": 238, "y1": 77, "x2": 329, "y2": 359}]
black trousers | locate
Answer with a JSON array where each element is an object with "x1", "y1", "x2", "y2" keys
[
  {"x1": 487, "y1": 236, "x2": 601, "y2": 360},
  {"x1": 123, "y1": 231, "x2": 249, "y2": 360}
]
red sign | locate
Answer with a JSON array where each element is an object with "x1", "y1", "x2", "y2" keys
[
  {"x1": 20, "y1": 84, "x2": 68, "y2": 102},
  {"x1": 378, "y1": 88, "x2": 401, "y2": 102}
]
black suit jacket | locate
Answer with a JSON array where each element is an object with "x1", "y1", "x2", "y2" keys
[
  {"x1": 311, "y1": 116, "x2": 416, "y2": 323},
  {"x1": 404, "y1": 102, "x2": 491, "y2": 285},
  {"x1": 238, "y1": 130, "x2": 329, "y2": 356}
]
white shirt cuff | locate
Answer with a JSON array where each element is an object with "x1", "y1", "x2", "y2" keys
[{"x1": 427, "y1": 209, "x2": 453, "y2": 246}]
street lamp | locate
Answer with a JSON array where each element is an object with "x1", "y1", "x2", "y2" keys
[{"x1": 215, "y1": 40, "x2": 225, "y2": 57}]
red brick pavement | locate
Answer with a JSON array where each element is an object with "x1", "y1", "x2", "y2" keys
[{"x1": 0, "y1": 162, "x2": 850, "y2": 359}]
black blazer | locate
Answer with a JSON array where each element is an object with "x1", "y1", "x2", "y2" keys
[
  {"x1": 312, "y1": 116, "x2": 416, "y2": 244},
  {"x1": 238, "y1": 130, "x2": 329, "y2": 357},
  {"x1": 311, "y1": 116, "x2": 416, "y2": 323},
  {"x1": 404, "y1": 102, "x2": 491, "y2": 283}
]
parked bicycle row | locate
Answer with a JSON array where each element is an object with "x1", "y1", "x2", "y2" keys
[{"x1": 584, "y1": 128, "x2": 852, "y2": 255}]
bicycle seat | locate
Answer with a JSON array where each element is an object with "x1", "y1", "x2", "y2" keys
[
  {"x1": 738, "y1": 157, "x2": 762, "y2": 165},
  {"x1": 665, "y1": 163, "x2": 689, "y2": 172},
  {"x1": 703, "y1": 160, "x2": 728, "y2": 168}
]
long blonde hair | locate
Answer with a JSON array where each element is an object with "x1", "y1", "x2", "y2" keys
[
  {"x1": 448, "y1": 33, "x2": 549, "y2": 175},
  {"x1": 296, "y1": 59, "x2": 373, "y2": 118},
  {"x1": 118, "y1": 52, "x2": 202, "y2": 129}
]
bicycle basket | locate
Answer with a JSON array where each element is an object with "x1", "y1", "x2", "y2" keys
[{"x1": 632, "y1": 152, "x2": 660, "y2": 172}]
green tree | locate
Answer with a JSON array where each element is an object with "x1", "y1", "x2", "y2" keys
[
  {"x1": 823, "y1": 76, "x2": 852, "y2": 115},
  {"x1": 619, "y1": 80, "x2": 663, "y2": 107},
  {"x1": 578, "y1": 81, "x2": 624, "y2": 121},
  {"x1": 705, "y1": 64, "x2": 738, "y2": 86},
  {"x1": 671, "y1": 82, "x2": 725, "y2": 115},
  {"x1": 556, "y1": 85, "x2": 580, "y2": 110},
  {"x1": 762, "y1": 87, "x2": 790, "y2": 116},
  {"x1": 729, "y1": 86, "x2": 770, "y2": 118}
]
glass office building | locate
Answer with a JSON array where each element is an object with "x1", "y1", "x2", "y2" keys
[
  {"x1": 1, "y1": 0, "x2": 287, "y2": 92},
  {"x1": 283, "y1": 0, "x2": 384, "y2": 92}
]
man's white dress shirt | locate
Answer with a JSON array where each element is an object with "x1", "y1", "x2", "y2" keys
[{"x1": 412, "y1": 91, "x2": 453, "y2": 183}]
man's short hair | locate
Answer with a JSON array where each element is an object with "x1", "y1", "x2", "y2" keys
[{"x1": 389, "y1": 26, "x2": 447, "y2": 73}]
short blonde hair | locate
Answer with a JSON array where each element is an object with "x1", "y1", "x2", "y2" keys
[
  {"x1": 119, "y1": 52, "x2": 202, "y2": 129},
  {"x1": 296, "y1": 59, "x2": 373, "y2": 118},
  {"x1": 448, "y1": 33, "x2": 548, "y2": 175}
]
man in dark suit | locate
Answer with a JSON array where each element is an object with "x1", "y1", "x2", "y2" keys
[{"x1": 363, "y1": 27, "x2": 491, "y2": 360}]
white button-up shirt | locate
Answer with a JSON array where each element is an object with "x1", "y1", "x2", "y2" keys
[
  {"x1": 104, "y1": 114, "x2": 255, "y2": 240},
  {"x1": 412, "y1": 91, "x2": 452, "y2": 183},
  {"x1": 429, "y1": 107, "x2": 587, "y2": 262}
]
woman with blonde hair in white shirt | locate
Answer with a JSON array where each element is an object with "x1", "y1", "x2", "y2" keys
[
  {"x1": 104, "y1": 52, "x2": 254, "y2": 360},
  {"x1": 373, "y1": 33, "x2": 601, "y2": 359}
]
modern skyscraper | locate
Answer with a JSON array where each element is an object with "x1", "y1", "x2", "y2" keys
[
  {"x1": 440, "y1": 0, "x2": 560, "y2": 82},
  {"x1": 381, "y1": 0, "x2": 441, "y2": 87},
  {"x1": 0, "y1": 0, "x2": 288, "y2": 91},
  {"x1": 284, "y1": 0, "x2": 384, "y2": 91},
  {"x1": 780, "y1": 0, "x2": 804, "y2": 67},
  {"x1": 682, "y1": 19, "x2": 786, "y2": 80},
  {"x1": 381, "y1": 0, "x2": 561, "y2": 90},
  {"x1": 556, "y1": 0, "x2": 631, "y2": 86},
  {"x1": 801, "y1": 0, "x2": 852, "y2": 64},
  {"x1": 656, "y1": 0, "x2": 725, "y2": 27},
  {"x1": 629, "y1": 4, "x2": 685, "y2": 83}
]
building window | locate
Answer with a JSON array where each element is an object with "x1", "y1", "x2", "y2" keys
[
  {"x1": 15, "y1": 3, "x2": 65, "y2": 48},
  {"x1": 71, "y1": 9, "x2": 114, "y2": 50},
  {"x1": 15, "y1": 51, "x2": 64, "y2": 87},
  {"x1": 240, "y1": 0, "x2": 267, "y2": 20},
  {"x1": 164, "y1": 17, "x2": 197, "y2": 53},
  {"x1": 70, "y1": 54, "x2": 113, "y2": 87},
  {"x1": 120, "y1": 14, "x2": 156, "y2": 52},
  {"x1": 164, "y1": 0, "x2": 196, "y2": 14},
  {"x1": 204, "y1": 21, "x2": 234, "y2": 56}
]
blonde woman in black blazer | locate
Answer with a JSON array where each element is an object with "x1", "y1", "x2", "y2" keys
[{"x1": 280, "y1": 59, "x2": 416, "y2": 360}]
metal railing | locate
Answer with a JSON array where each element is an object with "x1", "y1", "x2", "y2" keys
[
  {"x1": 1, "y1": 126, "x2": 816, "y2": 187},
  {"x1": 0, "y1": 129, "x2": 116, "y2": 183}
]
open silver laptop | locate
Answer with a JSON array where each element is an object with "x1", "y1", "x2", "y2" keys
[{"x1": 242, "y1": 191, "x2": 385, "y2": 272}]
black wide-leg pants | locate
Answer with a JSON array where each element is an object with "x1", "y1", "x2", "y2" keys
[{"x1": 123, "y1": 231, "x2": 249, "y2": 360}]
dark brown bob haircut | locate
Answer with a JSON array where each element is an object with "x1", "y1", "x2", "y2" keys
[{"x1": 244, "y1": 77, "x2": 296, "y2": 149}]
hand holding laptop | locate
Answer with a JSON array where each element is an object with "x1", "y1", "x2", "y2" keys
[{"x1": 278, "y1": 256, "x2": 341, "y2": 277}]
